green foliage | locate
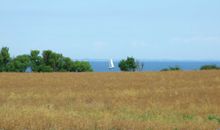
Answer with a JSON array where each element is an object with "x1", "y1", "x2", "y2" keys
[
  {"x1": 6, "y1": 55, "x2": 31, "y2": 72},
  {"x1": 0, "y1": 47, "x2": 93, "y2": 72},
  {"x1": 208, "y1": 115, "x2": 220, "y2": 124},
  {"x1": 161, "y1": 66, "x2": 181, "y2": 71},
  {"x1": 62, "y1": 57, "x2": 75, "y2": 71},
  {"x1": 72, "y1": 61, "x2": 93, "y2": 72},
  {"x1": 37, "y1": 65, "x2": 53, "y2": 72},
  {"x1": 200, "y1": 65, "x2": 220, "y2": 70},
  {"x1": 0, "y1": 47, "x2": 11, "y2": 71},
  {"x1": 42, "y1": 50, "x2": 53, "y2": 66},
  {"x1": 30, "y1": 50, "x2": 43, "y2": 72},
  {"x1": 182, "y1": 114, "x2": 194, "y2": 120},
  {"x1": 118, "y1": 59, "x2": 129, "y2": 71},
  {"x1": 41, "y1": 50, "x2": 92, "y2": 72},
  {"x1": 161, "y1": 68, "x2": 169, "y2": 71},
  {"x1": 42, "y1": 50, "x2": 64, "y2": 71},
  {"x1": 118, "y1": 57, "x2": 140, "y2": 72}
]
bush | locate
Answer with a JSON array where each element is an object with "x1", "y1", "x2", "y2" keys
[
  {"x1": 161, "y1": 66, "x2": 181, "y2": 71},
  {"x1": 208, "y1": 115, "x2": 220, "y2": 124},
  {"x1": 200, "y1": 65, "x2": 220, "y2": 70}
]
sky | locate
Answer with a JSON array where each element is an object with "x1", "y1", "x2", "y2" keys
[{"x1": 0, "y1": 0, "x2": 220, "y2": 60}]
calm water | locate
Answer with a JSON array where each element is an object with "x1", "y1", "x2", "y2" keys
[{"x1": 89, "y1": 61, "x2": 220, "y2": 72}]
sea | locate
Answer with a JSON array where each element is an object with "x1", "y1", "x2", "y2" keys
[{"x1": 89, "y1": 61, "x2": 220, "y2": 72}]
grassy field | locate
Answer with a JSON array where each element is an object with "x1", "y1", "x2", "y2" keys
[{"x1": 0, "y1": 71, "x2": 220, "y2": 130}]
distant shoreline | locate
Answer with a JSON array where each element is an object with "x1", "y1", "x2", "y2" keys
[
  {"x1": 76, "y1": 59, "x2": 220, "y2": 62},
  {"x1": 89, "y1": 61, "x2": 220, "y2": 72}
]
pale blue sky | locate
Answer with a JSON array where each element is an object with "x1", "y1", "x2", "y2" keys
[{"x1": 0, "y1": 0, "x2": 220, "y2": 60}]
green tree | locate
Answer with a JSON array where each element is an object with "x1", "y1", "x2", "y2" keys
[
  {"x1": 63, "y1": 57, "x2": 75, "y2": 71},
  {"x1": 0, "y1": 47, "x2": 11, "y2": 71},
  {"x1": 118, "y1": 57, "x2": 138, "y2": 72},
  {"x1": 42, "y1": 50, "x2": 53, "y2": 66},
  {"x1": 118, "y1": 59, "x2": 129, "y2": 71},
  {"x1": 72, "y1": 61, "x2": 93, "y2": 72},
  {"x1": 50, "y1": 53, "x2": 64, "y2": 71},
  {"x1": 30, "y1": 50, "x2": 43, "y2": 72},
  {"x1": 42, "y1": 50, "x2": 64, "y2": 71},
  {"x1": 6, "y1": 55, "x2": 31, "y2": 72}
]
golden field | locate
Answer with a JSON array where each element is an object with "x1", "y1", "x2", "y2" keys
[{"x1": 0, "y1": 71, "x2": 220, "y2": 130}]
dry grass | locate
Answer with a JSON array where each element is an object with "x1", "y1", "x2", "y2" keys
[{"x1": 0, "y1": 71, "x2": 220, "y2": 130}]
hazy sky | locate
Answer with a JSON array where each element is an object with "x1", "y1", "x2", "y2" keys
[{"x1": 0, "y1": 0, "x2": 220, "y2": 60}]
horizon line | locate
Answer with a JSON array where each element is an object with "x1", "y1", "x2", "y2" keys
[{"x1": 74, "y1": 59, "x2": 220, "y2": 62}]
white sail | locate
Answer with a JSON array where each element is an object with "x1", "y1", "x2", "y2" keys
[{"x1": 109, "y1": 59, "x2": 115, "y2": 69}]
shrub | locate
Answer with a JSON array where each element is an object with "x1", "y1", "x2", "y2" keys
[
  {"x1": 161, "y1": 66, "x2": 181, "y2": 71},
  {"x1": 200, "y1": 65, "x2": 220, "y2": 70},
  {"x1": 208, "y1": 115, "x2": 220, "y2": 124}
]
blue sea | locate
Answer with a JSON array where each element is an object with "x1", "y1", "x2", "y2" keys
[{"x1": 89, "y1": 61, "x2": 220, "y2": 72}]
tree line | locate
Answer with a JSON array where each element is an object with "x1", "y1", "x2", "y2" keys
[
  {"x1": 0, "y1": 47, "x2": 219, "y2": 72},
  {"x1": 0, "y1": 47, "x2": 93, "y2": 72}
]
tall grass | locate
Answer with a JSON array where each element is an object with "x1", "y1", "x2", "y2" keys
[{"x1": 0, "y1": 71, "x2": 220, "y2": 129}]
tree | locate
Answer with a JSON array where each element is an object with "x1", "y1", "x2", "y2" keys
[
  {"x1": 63, "y1": 57, "x2": 75, "y2": 71},
  {"x1": 42, "y1": 50, "x2": 64, "y2": 71},
  {"x1": 6, "y1": 55, "x2": 31, "y2": 72},
  {"x1": 72, "y1": 61, "x2": 93, "y2": 72},
  {"x1": 51, "y1": 53, "x2": 64, "y2": 71},
  {"x1": 0, "y1": 47, "x2": 11, "y2": 71},
  {"x1": 118, "y1": 57, "x2": 138, "y2": 72},
  {"x1": 30, "y1": 50, "x2": 43, "y2": 72},
  {"x1": 42, "y1": 50, "x2": 53, "y2": 66},
  {"x1": 118, "y1": 59, "x2": 129, "y2": 71}
]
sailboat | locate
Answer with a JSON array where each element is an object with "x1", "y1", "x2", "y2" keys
[{"x1": 108, "y1": 59, "x2": 115, "y2": 69}]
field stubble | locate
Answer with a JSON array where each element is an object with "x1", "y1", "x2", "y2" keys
[{"x1": 0, "y1": 71, "x2": 220, "y2": 130}]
